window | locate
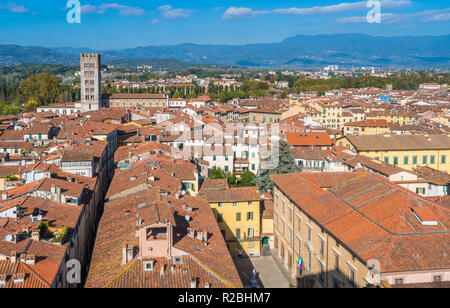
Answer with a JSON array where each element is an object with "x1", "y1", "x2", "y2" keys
[
  {"x1": 213, "y1": 155, "x2": 217, "y2": 161},
  {"x1": 403, "y1": 156, "x2": 409, "y2": 165},
  {"x1": 319, "y1": 262, "x2": 325, "y2": 283},
  {"x1": 413, "y1": 156, "x2": 418, "y2": 165},
  {"x1": 416, "y1": 188, "x2": 425, "y2": 195},
  {"x1": 307, "y1": 226, "x2": 312, "y2": 242},
  {"x1": 433, "y1": 275, "x2": 442, "y2": 282},
  {"x1": 297, "y1": 237, "x2": 301, "y2": 255},
  {"x1": 248, "y1": 201, "x2": 253, "y2": 206},
  {"x1": 247, "y1": 212, "x2": 254, "y2": 221},
  {"x1": 248, "y1": 228, "x2": 254, "y2": 238},
  {"x1": 430, "y1": 155, "x2": 435, "y2": 164},
  {"x1": 218, "y1": 202, "x2": 223, "y2": 208},
  {"x1": 394, "y1": 278, "x2": 404, "y2": 285},
  {"x1": 249, "y1": 241, "x2": 254, "y2": 248},
  {"x1": 320, "y1": 239, "x2": 325, "y2": 257},
  {"x1": 144, "y1": 261, "x2": 154, "y2": 271},
  {"x1": 224, "y1": 166, "x2": 229, "y2": 172},
  {"x1": 384, "y1": 157, "x2": 389, "y2": 164},
  {"x1": 236, "y1": 229, "x2": 241, "y2": 239},
  {"x1": 236, "y1": 213, "x2": 241, "y2": 222},
  {"x1": 423, "y1": 155, "x2": 428, "y2": 165},
  {"x1": 442, "y1": 155, "x2": 447, "y2": 164},
  {"x1": 334, "y1": 253, "x2": 340, "y2": 271},
  {"x1": 307, "y1": 250, "x2": 312, "y2": 272},
  {"x1": 349, "y1": 268, "x2": 356, "y2": 284},
  {"x1": 217, "y1": 214, "x2": 223, "y2": 223},
  {"x1": 232, "y1": 202, "x2": 238, "y2": 207},
  {"x1": 297, "y1": 216, "x2": 301, "y2": 232},
  {"x1": 390, "y1": 157, "x2": 398, "y2": 166}
]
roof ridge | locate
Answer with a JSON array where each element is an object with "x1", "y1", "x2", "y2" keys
[
  {"x1": 20, "y1": 261, "x2": 52, "y2": 288},
  {"x1": 189, "y1": 254, "x2": 237, "y2": 288}
]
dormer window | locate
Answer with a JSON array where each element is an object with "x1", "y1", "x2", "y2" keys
[
  {"x1": 0, "y1": 274, "x2": 7, "y2": 286},
  {"x1": 144, "y1": 260, "x2": 155, "y2": 271},
  {"x1": 13, "y1": 273, "x2": 25, "y2": 284},
  {"x1": 173, "y1": 256, "x2": 183, "y2": 265}
]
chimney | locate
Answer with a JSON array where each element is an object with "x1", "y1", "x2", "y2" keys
[
  {"x1": 190, "y1": 278, "x2": 197, "y2": 288},
  {"x1": 167, "y1": 222, "x2": 173, "y2": 258},
  {"x1": 31, "y1": 229, "x2": 40, "y2": 241},
  {"x1": 187, "y1": 228, "x2": 195, "y2": 238},
  {"x1": 10, "y1": 251, "x2": 16, "y2": 263},
  {"x1": 20, "y1": 253, "x2": 26, "y2": 263},
  {"x1": 56, "y1": 186, "x2": 62, "y2": 203},
  {"x1": 121, "y1": 242, "x2": 133, "y2": 265},
  {"x1": 25, "y1": 254, "x2": 36, "y2": 266}
]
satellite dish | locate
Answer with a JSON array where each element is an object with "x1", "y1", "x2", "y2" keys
[
  {"x1": 5, "y1": 234, "x2": 13, "y2": 242},
  {"x1": 185, "y1": 215, "x2": 191, "y2": 222}
]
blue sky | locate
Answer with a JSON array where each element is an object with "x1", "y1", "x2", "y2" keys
[{"x1": 0, "y1": 0, "x2": 449, "y2": 49}]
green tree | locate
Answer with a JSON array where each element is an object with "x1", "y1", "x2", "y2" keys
[
  {"x1": 227, "y1": 173, "x2": 238, "y2": 187},
  {"x1": 172, "y1": 91, "x2": 183, "y2": 99},
  {"x1": 24, "y1": 99, "x2": 39, "y2": 112},
  {"x1": 255, "y1": 140, "x2": 299, "y2": 192},
  {"x1": 238, "y1": 171, "x2": 256, "y2": 187},
  {"x1": 19, "y1": 73, "x2": 61, "y2": 106},
  {"x1": 208, "y1": 167, "x2": 227, "y2": 179}
]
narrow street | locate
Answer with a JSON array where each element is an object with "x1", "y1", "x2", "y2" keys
[{"x1": 233, "y1": 255, "x2": 292, "y2": 288}]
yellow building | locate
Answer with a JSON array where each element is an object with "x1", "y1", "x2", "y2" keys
[
  {"x1": 366, "y1": 112, "x2": 417, "y2": 125},
  {"x1": 343, "y1": 119, "x2": 390, "y2": 136},
  {"x1": 200, "y1": 180, "x2": 262, "y2": 256},
  {"x1": 248, "y1": 110, "x2": 281, "y2": 124},
  {"x1": 336, "y1": 134, "x2": 450, "y2": 173},
  {"x1": 311, "y1": 104, "x2": 365, "y2": 130}
]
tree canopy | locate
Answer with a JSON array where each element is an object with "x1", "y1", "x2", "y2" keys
[
  {"x1": 255, "y1": 140, "x2": 299, "y2": 192},
  {"x1": 19, "y1": 73, "x2": 61, "y2": 106}
]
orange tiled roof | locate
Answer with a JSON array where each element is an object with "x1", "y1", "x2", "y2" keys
[{"x1": 271, "y1": 172, "x2": 450, "y2": 273}]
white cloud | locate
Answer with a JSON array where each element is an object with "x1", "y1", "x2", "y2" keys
[
  {"x1": 158, "y1": 5, "x2": 173, "y2": 12},
  {"x1": 81, "y1": 3, "x2": 145, "y2": 16},
  {"x1": 158, "y1": 4, "x2": 195, "y2": 19},
  {"x1": 150, "y1": 18, "x2": 160, "y2": 24},
  {"x1": 422, "y1": 12, "x2": 450, "y2": 22},
  {"x1": 0, "y1": 2, "x2": 29, "y2": 13},
  {"x1": 222, "y1": 7, "x2": 269, "y2": 20},
  {"x1": 273, "y1": 0, "x2": 411, "y2": 16},
  {"x1": 336, "y1": 8, "x2": 450, "y2": 24},
  {"x1": 222, "y1": 1, "x2": 411, "y2": 20}
]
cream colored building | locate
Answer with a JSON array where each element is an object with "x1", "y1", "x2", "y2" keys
[
  {"x1": 271, "y1": 172, "x2": 450, "y2": 288},
  {"x1": 337, "y1": 134, "x2": 450, "y2": 173}
]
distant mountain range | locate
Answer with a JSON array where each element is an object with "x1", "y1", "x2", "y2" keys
[{"x1": 1, "y1": 34, "x2": 449, "y2": 68}]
